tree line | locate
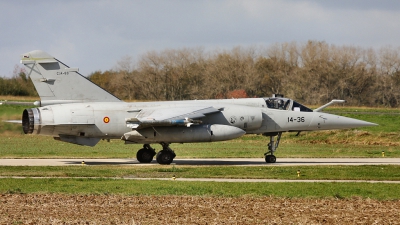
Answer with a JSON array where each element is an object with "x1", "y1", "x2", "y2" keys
[
  {"x1": 0, "y1": 66, "x2": 37, "y2": 96},
  {"x1": 2, "y1": 41, "x2": 400, "y2": 107}
]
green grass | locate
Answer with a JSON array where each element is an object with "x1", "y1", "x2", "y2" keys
[
  {"x1": 0, "y1": 104, "x2": 27, "y2": 133},
  {"x1": 1, "y1": 178, "x2": 399, "y2": 200},
  {"x1": 1, "y1": 105, "x2": 400, "y2": 200},
  {"x1": 0, "y1": 104, "x2": 28, "y2": 120},
  {"x1": 0, "y1": 131, "x2": 400, "y2": 160},
  {"x1": 0, "y1": 134, "x2": 397, "y2": 158},
  {"x1": 335, "y1": 113, "x2": 399, "y2": 133},
  {"x1": 324, "y1": 107, "x2": 400, "y2": 113},
  {"x1": 0, "y1": 165, "x2": 399, "y2": 180},
  {"x1": 1, "y1": 134, "x2": 399, "y2": 158}
]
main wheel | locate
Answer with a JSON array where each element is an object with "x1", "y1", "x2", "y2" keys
[
  {"x1": 136, "y1": 148, "x2": 155, "y2": 163},
  {"x1": 156, "y1": 150, "x2": 174, "y2": 165},
  {"x1": 265, "y1": 155, "x2": 276, "y2": 163}
]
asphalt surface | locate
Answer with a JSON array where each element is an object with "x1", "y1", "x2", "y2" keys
[
  {"x1": 1, "y1": 176, "x2": 399, "y2": 183},
  {"x1": 1, "y1": 158, "x2": 399, "y2": 183},
  {"x1": 0, "y1": 157, "x2": 399, "y2": 166}
]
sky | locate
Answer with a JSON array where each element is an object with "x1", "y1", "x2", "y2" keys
[{"x1": 1, "y1": 0, "x2": 400, "y2": 78}]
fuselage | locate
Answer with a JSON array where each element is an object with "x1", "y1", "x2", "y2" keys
[
  {"x1": 18, "y1": 49, "x2": 378, "y2": 163},
  {"x1": 22, "y1": 97, "x2": 375, "y2": 145}
]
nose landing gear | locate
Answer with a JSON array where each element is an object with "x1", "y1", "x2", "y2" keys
[
  {"x1": 265, "y1": 154, "x2": 276, "y2": 163},
  {"x1": 263, "y1": 132, "x2": 282, "y2": 163}
]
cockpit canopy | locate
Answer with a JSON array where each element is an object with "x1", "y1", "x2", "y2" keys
[{"x1": 263, "y1": 97, "x2": 313, "y2": 112}]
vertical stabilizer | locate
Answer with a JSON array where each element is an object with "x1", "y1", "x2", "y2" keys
[{"x1": 21, "y1": 50, "x2": 121, "y2": 106}]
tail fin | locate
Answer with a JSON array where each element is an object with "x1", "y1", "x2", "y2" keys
[{"x1": 20, "y1": 50, "x2": 121, "y2": 106}]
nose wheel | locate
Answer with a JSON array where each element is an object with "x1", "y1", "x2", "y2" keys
[
  {"x1": 263, "y1": 132, "x2": 282, "y2": 163},
  {"x1": 265, "y1": 155, "x2": 276, "y2": 163}
]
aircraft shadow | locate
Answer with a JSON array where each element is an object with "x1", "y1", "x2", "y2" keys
[
  {"x1": 171, "y1": 159, "x2": 266, "y2": 166},
  {"x1": 61, "y1": 159, "x2": 393, "y2": 166},
  {"x1": 63, "y1": 160, "x2": 138, "y2": 166},
  {"x1": 63, "y1": 159, "x2": 266, "y2": 166}
]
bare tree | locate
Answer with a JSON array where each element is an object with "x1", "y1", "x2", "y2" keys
[{"x1": 82, "y1": 42, "x2": 400, "y2": 107}]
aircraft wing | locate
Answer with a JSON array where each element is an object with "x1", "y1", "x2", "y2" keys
[{"x1": 126, "y1": 106, "x2": 222, "y2": 129}]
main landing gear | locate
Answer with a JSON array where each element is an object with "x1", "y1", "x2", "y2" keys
[
  {"x1": 136, "y1": 144, "x2": 156, "y2": 163},
  {"x1": 156, "y1": 143, "x2": 176, "y2": 165},
  {"x1": 137, "y1": 133, "x2": 282, "y2": 164},
  {"x1": 136, "y1": 142, "x2": 176, "y2": 165},
  {"x1": 263, "y1": 132, "x2": 282, "y2": 163}
]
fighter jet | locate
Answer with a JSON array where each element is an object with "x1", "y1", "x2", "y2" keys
[{"x1": 19, "y1": 50, "x2": 377, "y2": 164}]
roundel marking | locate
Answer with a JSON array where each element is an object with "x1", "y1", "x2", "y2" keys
[{"x1": 103, "y1": 117, "x2": 110, "y2": 123}]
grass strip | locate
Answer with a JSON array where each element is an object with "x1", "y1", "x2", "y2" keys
[
  {"x1": 0, "y1": 135, "x2": 399, "y2": 158},
  {"x1": 1, "y1": 178, "x2": 399, "y2": 200},
  {"x1": 1, "y1": 165, "x2": 399, "y2": 181}
]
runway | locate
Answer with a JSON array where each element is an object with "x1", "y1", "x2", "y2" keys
[
  {"x1": 1, "y1": 176, "x2": 400, "y2": 183},
  {"x1": 1, "y1": 158, "x2": 399, "y2": 183},
  {"x1": 0, "y1": 157, "x2": 399, "y2": 166}
]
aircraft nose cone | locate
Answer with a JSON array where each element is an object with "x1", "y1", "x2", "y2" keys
[
  {"x1": 339, "y1": 117, "x2": 377, "y2": 128},
  {"x1": 315, "y1": 113, "x2": 377, "y2": 130}
]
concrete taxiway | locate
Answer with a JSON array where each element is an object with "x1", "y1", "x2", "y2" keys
[
  {"x1": 1, "y1": 158, "x2": 399, "y2": 183},
  {"x1": 0, "y1": 158, "x2": 399, "y2": 166},
  {"x1": 1, "y1": 176, "x2": 399, "y2": 183}
]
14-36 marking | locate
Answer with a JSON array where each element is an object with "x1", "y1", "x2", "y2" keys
[{"x1": 288, "y1": 117, "x2": 305, "y2": 122}]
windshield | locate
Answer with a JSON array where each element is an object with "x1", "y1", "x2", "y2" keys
[
  {"x1": 291, "y1": 101, "x2": 313, "y2": 112},
  {"x1": 264, "y1": 98, "x2": 290, "y2": 110},
  {"x1": 264, "y1": 97, "x2": 313, "y2": 112}
]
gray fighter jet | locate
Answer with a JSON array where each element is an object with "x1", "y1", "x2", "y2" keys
[{"x1": 19, "y1": 50, "x2": 376, "y2": 164}]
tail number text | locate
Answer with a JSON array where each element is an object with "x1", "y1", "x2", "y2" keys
[{"x1": 288, "y1": 117, "x2": 305, "y2": 123}]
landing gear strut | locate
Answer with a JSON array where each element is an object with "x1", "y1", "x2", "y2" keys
[
  {"x1": 263, "y1": 132, "x2": 282, "y2": 163},
  {"x1": 136, "y1": 144, "x2": 156, "y2": 163},
  {"x1": 156, "y1": 142, "x2": 176, "y2": 165}
]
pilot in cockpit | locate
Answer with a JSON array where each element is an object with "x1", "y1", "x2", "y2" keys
[{"x1": 278, "y1": 100, "x2": 284, "y2": 109}]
